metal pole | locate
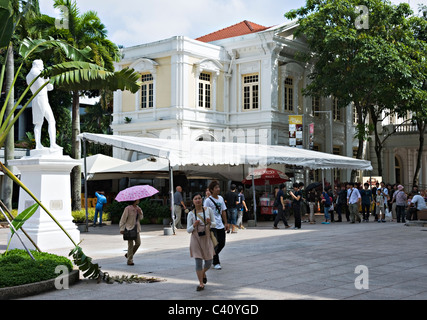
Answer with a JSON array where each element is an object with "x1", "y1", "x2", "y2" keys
[
  {"x1": 251, "y1": 166, "x2": 257, "y2": 226},
  {"x1": 169, "y1": 161, "x2": 176, "y2": 235},
  {"x1": 1, "y1": 207, "x2": 35, "y2": 260},
  {"x1": 83, "y1": 138, "x2": 88, "y2": 232}
]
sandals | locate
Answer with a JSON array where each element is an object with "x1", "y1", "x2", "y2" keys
[{"x1": 196, "y1": 285, "x2": 205, "y2": 291}]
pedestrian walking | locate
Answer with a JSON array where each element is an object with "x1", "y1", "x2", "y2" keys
[
  {"x1": 119, "y1": 200, "x2": 143, "y2": 265},
  {"x1": 273, "y1": 183, "x2": 291, "y2": 229},
  {"x1": 375, "y1": 189, "x2": 386, "y2": 223},
  {"x1": 203, "y1": 180, "x2": 228, "y2": 270},
  {"x1": 360, "y1": 183, "x2": 373, "y2": 222},
  {"x1": 307, "y1": 188, "x2": 317, "y2": 224},
  {"x1": 224, "y1": 184, "x2": 239, "y2": 233},
  {"x1": 237, "y1": 185, "x2": 248, "y2": 229},
  {"x1": 290, "y1": 183, "x2": 302, "y2": 229},
  {"x1": 321, "y1": 188, "x2": 332, "y2": 224},
  {"x1": 347, "y1": 182, "x2": 362, "y2": 223},
  {"x1": 392, "y1": 185, "x2": 407, "y2": 223},
  {"x1": 173, "y1": 186, "x2": 187, "y2": 229},
  {"x1": 187, "y1": 192, "x2": 216, "y2": 291},
  {"x1": 336, "y1": 183, "x2": 347, "y2": 222},
  {"x1": 93, "y1": 191, "x2": 107, "y2": 227}
]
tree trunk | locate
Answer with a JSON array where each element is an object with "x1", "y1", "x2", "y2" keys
[
  {"x1": 2, "y1": 45, "x2": 15, "y2": 211},
  {"x1": 412, "y1": 120, "x2": 426, "y2": 188},
  {"x1": 369, "y1": 107, "x2": 383, "y2": 177},
  {"x1": 351, "y1": 102, "x2": 365, "y2": 181},
  {"x1": 71, "y1": 90, "x2": 81, "y2": 211}
]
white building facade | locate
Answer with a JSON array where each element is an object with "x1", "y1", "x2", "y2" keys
[{"x1": 111, "y1": 21, "x2": 426, "y2": 187}]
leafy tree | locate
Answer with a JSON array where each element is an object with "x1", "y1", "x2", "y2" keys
[
  {"x1": 395, "y1": 6, "x2": 427, "y2": 187},
  {"x1": 285, "y1": 0, "x2": 420, "y2": 177}
]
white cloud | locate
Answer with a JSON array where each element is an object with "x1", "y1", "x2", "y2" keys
[{"x1": 38, "y1": 0, "x2": 426, "y2": 48}]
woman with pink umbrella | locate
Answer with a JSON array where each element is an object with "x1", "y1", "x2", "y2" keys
[{"x1": 117, "y1": 185, "x2": 159, "y2": 266}]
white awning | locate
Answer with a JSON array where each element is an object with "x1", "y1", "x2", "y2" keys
[
  {"x1": 79, "y1": 133, "x2": 373, "y2": 171},
  {"x1": 80, "y1": 154, "x2": 129, "y2": 180}
]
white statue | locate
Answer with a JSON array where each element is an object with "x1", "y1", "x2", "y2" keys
[{"x1": 26, "y1": 59, "x2": 61, "y2": 150}]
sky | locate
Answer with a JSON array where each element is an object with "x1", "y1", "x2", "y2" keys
[{"x1": 38, "y1": 0, "x2": 426, "y2": 48}]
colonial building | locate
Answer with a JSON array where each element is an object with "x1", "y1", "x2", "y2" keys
[{"x1": 112, "y1": 20, "x2": 426, "y2": 188}]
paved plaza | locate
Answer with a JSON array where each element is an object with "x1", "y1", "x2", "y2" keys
[{"x1": 1, "y1": 217, "x2": 427, "y2": 301}]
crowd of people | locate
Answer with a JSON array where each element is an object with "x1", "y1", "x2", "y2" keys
[
  {"x1": 298, "y1": 181, "x2": 427, "y2": 225},
  {"x1": 119, "y1": 179, "x2": 426, "y2": 291}
]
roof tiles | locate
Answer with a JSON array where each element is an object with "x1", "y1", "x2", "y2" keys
[{"x1": 196, "y1": 20, "x2": 269, "y2": 43}]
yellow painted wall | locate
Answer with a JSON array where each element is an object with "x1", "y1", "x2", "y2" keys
[
  {"x1": 155, "y1": 57, "x2": 171, "y2": 108},
  {"x1": 216, "y1": 72, "x2": 224, "y2": 112}
]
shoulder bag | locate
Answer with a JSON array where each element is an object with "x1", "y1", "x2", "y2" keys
[
  {"x1": 123, "y1": 211, "x2": 139, "y2": 241},
  {"x1": 196, "y1": 207, "x2": 219, "y2": 248}
]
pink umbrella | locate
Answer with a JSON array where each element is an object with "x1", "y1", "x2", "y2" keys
[{"x1": 115, "y1": 185, "x2": 159, "y2": 202}]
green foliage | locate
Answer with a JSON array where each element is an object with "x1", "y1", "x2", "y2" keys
[
  {"x1": 105, "y1": 199, "x2": 170, "y2": 224},
  {"x1": 0, "y1": 249, "x2": 73, "y2": 288},
  {"x1": 71, "y1": 207, "x2": 110, "y2": 223},
  {"x1": 69, "y1": 246, "x2": 100, "y2": 280}
]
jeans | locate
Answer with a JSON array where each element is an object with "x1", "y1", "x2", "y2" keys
[
  {"x1": 324, "y1": 205, "x2": 330, "y2": 221},
  {"x1": 227, "y1": 208, "x2": 238, "y2": 225},
  {"x1": 94, "y1": 206, "x2": 103, "y2": 225},
  {"x1": 211, "y1": 228, "x2": 226, "y2": 265}
]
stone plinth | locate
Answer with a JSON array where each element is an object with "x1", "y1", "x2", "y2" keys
[{"x1": 7, "y1": 149, "x2": 80, "y2": 252}]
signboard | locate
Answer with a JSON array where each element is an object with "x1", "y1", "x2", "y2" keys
[
  {"x1": 289, "y1": 115, "x2": 303, "y2": 148},
  {"x1": 362, "y1": 176, "x2": 382, "y2": 187}
]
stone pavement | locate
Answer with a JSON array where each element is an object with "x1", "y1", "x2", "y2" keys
[{"x1": 1, "y1": 217, "x2": 427, "y2": 301}]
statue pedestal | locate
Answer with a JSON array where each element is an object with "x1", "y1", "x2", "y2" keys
[{"x1": 7, "y1": 149, "x2": 80, "y2": 252}]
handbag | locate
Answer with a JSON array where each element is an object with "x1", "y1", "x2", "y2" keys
[
  {"x1": 196, "y1": 209, "x2": 219, "y2": 248},
  {"x1": 123, "y1": 212, "x2": 139, "y2": 241},
  {"x1": 123, "y1": 226, "x2": 137, "y2": 240}
]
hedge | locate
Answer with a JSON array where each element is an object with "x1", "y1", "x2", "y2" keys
[{"x1": 0, "y1": 249, "x2": 73, "y2": 288}]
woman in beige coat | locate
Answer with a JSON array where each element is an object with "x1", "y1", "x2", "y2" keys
[
  {"x1": 119, "y1": 200, "x2": 143, "y2": 265},
  {"x1": 187, "y1": 192, "x2": 216, "y2": 291}
]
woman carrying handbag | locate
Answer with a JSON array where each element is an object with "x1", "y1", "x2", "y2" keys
[
  {"x1": 119, "y1": 199, "x2": 143, "y2": 265},
  {"x1": 187, "y1": 192, "x2": 216, "y2": 291}
]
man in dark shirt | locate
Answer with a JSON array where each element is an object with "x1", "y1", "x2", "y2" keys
[
  {"x1": 224, "y1": 184, "x2": 239, "y2": 233},
  {"x1": 290, "y1": 183, "x2": 302, "y2": 229},
  {"x1": 273, "y1": 184, "x2": 292, "y2": 229}
]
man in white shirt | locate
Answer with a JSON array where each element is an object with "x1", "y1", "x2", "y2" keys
[
  {"x1": 347, "y1": 182, "x2": 362, "y2": 223},
  {"x1": 409, "y1": 191, "x2": 427, "y2": 220},
  {"x1": 203, "y1": 180, "x2": 228, "y2": 270}
]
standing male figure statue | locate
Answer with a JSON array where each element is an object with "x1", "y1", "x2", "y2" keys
[{"x1": 26, "y1": 59, "x2": 61, "y2": 150}]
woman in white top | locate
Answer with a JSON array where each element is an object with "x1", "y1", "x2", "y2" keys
[{"x1": 187, "y1": 192, "x2": 216, "y2": 291}]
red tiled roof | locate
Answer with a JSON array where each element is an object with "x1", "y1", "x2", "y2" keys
[{"x1": 196, "y1": 20, "x2": 269, "y2": 43}]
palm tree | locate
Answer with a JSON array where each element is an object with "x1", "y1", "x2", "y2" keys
[
  {"x1": 1, "y1": 1, "x2": 140, "y2": 278},
  {"x1": 1, "y1": 0, "x2": 41, "y2": 210},
  {"x1": 31, "y1": 0, "x2": 120, "y2": 210}
]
